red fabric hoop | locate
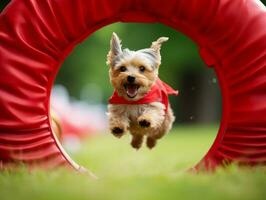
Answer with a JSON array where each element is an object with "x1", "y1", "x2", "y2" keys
[{"x1": 0, "y1": 0, "x2": 266, "y2": 171}]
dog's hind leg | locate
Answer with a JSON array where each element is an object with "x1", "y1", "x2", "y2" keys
[
  {"x1": 129, "y1": 125, "x2": 144, "y2": 149},
  {"x1": 146, "y1": 136, "x2": 157, "y2": 149},
  {"x1": 146, "y1": 106, "x2": 175, "y2": 149},
  {"x1": 130, "y1": 134, "x2": 143, "y2": 150}
]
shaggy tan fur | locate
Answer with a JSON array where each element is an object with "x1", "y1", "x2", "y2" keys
[{"x1": 107, "y1": 32, "x2": 175, "y2": 149}]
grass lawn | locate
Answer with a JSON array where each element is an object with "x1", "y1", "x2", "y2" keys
[{"x1": 0, "y1": 125, "x2": 265, "y2": 200}]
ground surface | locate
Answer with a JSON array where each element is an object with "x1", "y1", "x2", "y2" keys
[{"x1": 0, "y1": 125, "x2": 265, "y2": 200}]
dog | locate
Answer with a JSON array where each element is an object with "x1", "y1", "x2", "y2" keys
[{"x1": 106, "y1": 32, "x2": 178, "y2": 149}]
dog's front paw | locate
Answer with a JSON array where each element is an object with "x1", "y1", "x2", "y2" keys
[
  {"x1": 138, "y1": 116, "x2": 151, "y2": 128},
  {"x1": 111, "y1": 127, "x2": 124, "y2": 138},
  {"x1": 138, "y1": 119, "x2": 151, "y2": 128}
]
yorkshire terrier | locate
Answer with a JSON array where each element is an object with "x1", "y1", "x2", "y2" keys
[{"x1": 107, "y1": 32, "x2": 178, "y2": 149}]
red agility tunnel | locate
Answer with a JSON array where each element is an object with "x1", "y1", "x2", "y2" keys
[{"x1": 0, "y1": 0, "x2": 266, "y2": 171}]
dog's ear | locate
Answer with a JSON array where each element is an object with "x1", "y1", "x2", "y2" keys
[
  {"x1": 148, "y1": 37, "x2": 169, "y2": 68},
  {"x1": 150, "y1": 37, "x2": 168, "y2": 53},
  {"x1": 106, "y1": 32, "x2": 122, "y2": 66}
]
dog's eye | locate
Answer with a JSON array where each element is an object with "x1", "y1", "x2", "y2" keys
[
  {"x1": 119, "y1": 66, "x2": 127, "y2": 72},
  {"x1": 139, "y1": 66, "x2": 146, "y2": 72}
]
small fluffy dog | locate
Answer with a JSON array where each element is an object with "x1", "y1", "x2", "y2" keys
[{"x1": 107, "y1": 33, "x2": 178, "y2": 149}]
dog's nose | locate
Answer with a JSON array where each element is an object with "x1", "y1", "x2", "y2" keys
[{"x1": 127, "y1": 76, "x2": 136, "y2": 83}]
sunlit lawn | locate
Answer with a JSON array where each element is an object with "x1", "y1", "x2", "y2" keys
[{"x1": 0, "y1": 125, "x2": 265, "y2": 200}]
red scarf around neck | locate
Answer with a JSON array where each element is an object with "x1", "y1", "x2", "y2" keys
[{"x1": 109, "y1": 79, "x2": 178, "y2": 112}]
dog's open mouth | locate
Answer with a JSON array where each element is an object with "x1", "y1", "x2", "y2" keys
[{"x1": 124, "y1": 84, "x2": 139, "y2": 98}]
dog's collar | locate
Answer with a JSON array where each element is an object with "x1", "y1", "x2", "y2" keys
[{"x1": 108, "y1": 79, "x2": 178, "y2": 112}]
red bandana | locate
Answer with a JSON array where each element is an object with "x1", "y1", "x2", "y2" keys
[{"x1": 109, "y1": 79, "x2": 178, "y2": 112}]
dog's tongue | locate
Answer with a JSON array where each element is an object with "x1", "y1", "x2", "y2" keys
[{"x1": 126, "y1": 85, "x2": 138, "y2": 98}]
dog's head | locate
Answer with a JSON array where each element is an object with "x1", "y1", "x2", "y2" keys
[{"x1": 107, "y1": 32, "x2": 168, "y2": 101}]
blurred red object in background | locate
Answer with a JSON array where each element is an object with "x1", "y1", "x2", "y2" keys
[{"x1": 51, "y1": 85, "x2": 107, "y2": 140}]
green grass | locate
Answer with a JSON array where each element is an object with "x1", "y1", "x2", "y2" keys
[{"x1": 0, "y1": 125, "x2": 266, "y2": 200}]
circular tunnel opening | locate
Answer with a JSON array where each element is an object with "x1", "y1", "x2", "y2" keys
[
  {"x1": 51, "y1": 22, "x2": 222, "y2": 176},
  {"x1": 1, "y1": 0, "x2": 265, "y2": 175}
]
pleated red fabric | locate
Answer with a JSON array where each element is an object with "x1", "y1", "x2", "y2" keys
[{"x1": 0, "y1": 0, "x2": 266, "y2": 171}]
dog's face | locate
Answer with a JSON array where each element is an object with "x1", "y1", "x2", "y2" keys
[{"x1": 107, "y1": 33, "x2": 168, "y2": 101}]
